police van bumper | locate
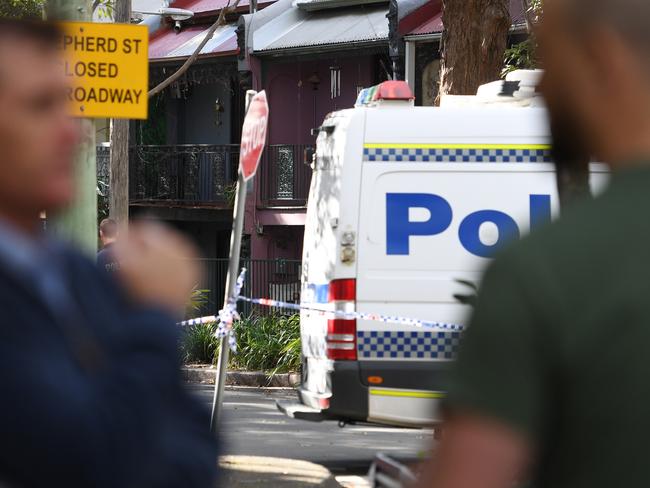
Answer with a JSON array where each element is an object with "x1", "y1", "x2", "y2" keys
[
  {"x1": 276, "y1": 361, "x2": 369, "y2": 423},
  {"x1": 277, "y1": 359, "x2": 450, "y2": 426},
  {"x1": 304, "y1": 360, "x2": 369, "y2": 422}
]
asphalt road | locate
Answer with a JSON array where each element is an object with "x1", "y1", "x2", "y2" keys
[{"x1": 189, "y1": 385, "x2": 433, "y2": 474}]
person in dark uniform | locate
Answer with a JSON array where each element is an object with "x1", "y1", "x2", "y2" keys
[
  {"x1": 416, "y1": 1, "x2": 650, "y2": 487},
  {"x1": 97, "y1": 218, "x2": 120, "y2": 273},
  {"x1": 0, "y1": 20, "x2": 218, "y2": 487}
]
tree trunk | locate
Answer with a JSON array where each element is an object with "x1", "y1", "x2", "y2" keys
[
  {"x1": 109, "y1": 0, "x2": 131, "y2": 226},
  {"x1": 437, "y1": 0, "x2": 511, "y2": 101}
]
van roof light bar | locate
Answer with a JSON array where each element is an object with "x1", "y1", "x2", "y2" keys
[
  {"x1": 355, "y1": 81, "x2": 414, "y2": 106},
  {"x1": 374, "y1": 80, "x2": 414, "y2": 101}
]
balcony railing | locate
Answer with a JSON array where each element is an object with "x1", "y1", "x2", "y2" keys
[
  {"x1": 97, "y1": 144, "x2": 313, "y2": 207},
  {"x1": 258, "y1": 144, "x2": 313, "y2": 208},
  {"x1": 129, "y1": 144, "x2": 240, "y2": 206}
]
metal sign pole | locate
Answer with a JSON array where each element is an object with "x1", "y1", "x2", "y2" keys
[{"x1": 210, "y1": 90, "x2": 257, "y2": 434}]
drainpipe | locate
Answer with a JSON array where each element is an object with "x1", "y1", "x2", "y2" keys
[{"x1": 405, "y1": 40, "x2": 415, "y2": 91}]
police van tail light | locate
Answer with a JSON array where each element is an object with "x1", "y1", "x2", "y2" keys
[{"x1": 326, "y1": 279, "x2": 357, "y2": 361}]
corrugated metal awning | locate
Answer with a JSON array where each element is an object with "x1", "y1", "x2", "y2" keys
[
  {"x1": 149, "y1": 23, "x2": 238, "y2": 61},
  {"x1": 253, "y1": 4, "x2": 389, "y2": 53},
  {"x1": 405, "y1": 0, "x2": 526, "y2": 39}
]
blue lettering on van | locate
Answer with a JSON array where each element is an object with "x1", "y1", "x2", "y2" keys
[
  {"x1": 386, "y1": 193, "x2": 453, "y2": 255},
  {"x1": 386, "y1": 193, "x2": 552, "y2": 258},
  {"x1": 458, "y1": 211, "x2": 520, "y2": 258},
  {"x1": 529, "y1": 194, "x2": 552, "y2": 228}
]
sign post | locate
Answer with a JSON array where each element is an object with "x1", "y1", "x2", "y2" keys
[
  {"x1": 210, "y1": 90, "x2": 269, "y2": 433},
  {"x1": 49, "y1": 20, "x2": 148, "y2": 253}
]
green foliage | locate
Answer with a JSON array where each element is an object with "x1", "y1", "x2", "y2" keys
[
  {"x1": 179, "y1": 313, "x2": 302, "y2": 373},
  {"x1": 231, "y1": 314, "x2": 302, "y2": 374},
  {"x1": 502, "y1": 38, "x2": 538, "y2": 77},
  {"x1": 180, "y1": 322, "x2": 220, "y2": 364},
  {"x1": 528, "y1": 0, "x2": 543, "y2": 20},
  {"x1": 0, "y1": 0, "x2": 44, "y2": 19},
  {"x1": 97, "y1": 181, "x2": 109, "y2": 223},
  {"x1": 92, "y1": 0, "x2": 114, "y2": 20},
  {"x1": 186, "y1": 287, "x2": 211, "y2": 316},
  {"x1": 502, "y1": 0, "x2": 543, "y2": 77},
  {"x1": 179, "y1": 288, "x2": 217, "y2": 364},
  {"x1": 224, "y1": 182, "x2": 238, "y2": 207}
]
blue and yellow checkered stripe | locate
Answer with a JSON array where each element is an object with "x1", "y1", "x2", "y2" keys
[
  {"x1": 357, "y1": 330, "x2": 462, "y2": 360},
  {"x1": 363, "y1": 144, "x2": 552, "y2": 163}
]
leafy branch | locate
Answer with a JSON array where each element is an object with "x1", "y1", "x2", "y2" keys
[
  {"x1": 521, "y1": 0, "x2": 542, "y2": 32},
  {"x1": 503, "y1": 0, "x2": 543, "y2": 76},
  {"x1": 92, "y1": 0, "x2": 115, "y2": 20},
  {"x1": 0, "y1": 0, "x2": 45, "y2": 19}
]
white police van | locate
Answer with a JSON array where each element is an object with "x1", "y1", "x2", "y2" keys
[{"x1": 278, "y1": 71, "x2": 608, "y2": 427}]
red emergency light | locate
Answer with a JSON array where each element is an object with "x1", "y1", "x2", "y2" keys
[{"x1": 373, "y1": 81, "x2": 414, "y2": 101}]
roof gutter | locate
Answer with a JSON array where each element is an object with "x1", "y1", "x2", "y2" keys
[
  {"x1": 403, "y1": 22, "x2": 529, "y2": 43},
  {"x1": 149, "y1": 51, "x2": 239, "y2": 64},
  {"x1": 254, "y1": 38, "x2": 388, "y2": 57},
  {"x1": 403, "y1": 31, "x2": 441, "y2": 42}
]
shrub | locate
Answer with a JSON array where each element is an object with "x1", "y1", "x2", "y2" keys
[
  {"x1": 179, "y1": 313, "x2": 302, "y2": 373},
  {"x1": 180, "y1": 322, "x2": 220, "y2": 365},
  {"x1": 0, "y1": 0, "x2": 44, "y2": 20},
  {"x1": 186, "y1": 287, "x2": 211, "y2": 317},
  {"x1": 231, "y1": 314, "x2": 302, "y2": 374}
]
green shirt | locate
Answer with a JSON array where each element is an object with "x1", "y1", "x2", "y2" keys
[{"x1": 447, "y1": 166, "x2": 650, "y2": 488}]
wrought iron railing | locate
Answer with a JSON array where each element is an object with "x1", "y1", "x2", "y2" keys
[
  {"x1": 129, "y1": 144, "x2": 312, "y2": 208},
  {"x1": 99, "y1": 143, "x2": 314, "y2": 207},
  {"x1": 129, "y1": 144, "x2": 240, "y2": 206},
  {"x1": 193, "y1": 258, "x2": 302, "y2": 317},
  {"x1": 259, "y1": 144, "x2": 313, "y2": 208}
]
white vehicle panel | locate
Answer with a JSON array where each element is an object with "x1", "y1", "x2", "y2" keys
[{"x1": 297, "y1": 93, "x2": 610, "y2": 426}]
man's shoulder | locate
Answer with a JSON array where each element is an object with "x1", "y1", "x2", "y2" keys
[
  {"x1": 490, "y1": 189, "x2": 637, "y2": 308},
  {"x1": 50, "y1": 242, "x2": 116, "y2": 284},
  {"x1": 96, "y1": 245, "x2": 120, "y2": 273},
  {"x1": 510, "y1": 192, "x2": 622, "y2": 262},
  {"x1": 96, "y1": 246, "x2": 110, "y2": 261}
]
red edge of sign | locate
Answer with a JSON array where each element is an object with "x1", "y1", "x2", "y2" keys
[{"x1": 239, "y1": 90, "x2": 269, "y2": 182}]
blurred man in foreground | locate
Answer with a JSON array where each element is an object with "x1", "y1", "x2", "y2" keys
[
  {"x1": 0, "y1": 20, "x2": 217, "y2": 487},
  {"x1": 417, "y1": 0, "x2": 650, "y2": 487},
  {"x1": 97, "y1": 218, "x2": 120, "y2": 273}
]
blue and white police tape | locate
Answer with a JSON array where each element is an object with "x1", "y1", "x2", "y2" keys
[
  {"x1": 238, "y1": 296, "x2": 465, "y2": 332},
  {"x1": 181, "y1": 300, "x2": 463, "y2": 335},
  {"x1": 179, "y1": 268, "x2": 248, "y2": 353},
  {"x1": 179, "y1": 268, "x2": 465, "y2": 352}
]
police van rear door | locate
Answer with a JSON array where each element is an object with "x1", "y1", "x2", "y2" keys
[{"x1": 356, "y1": 106, "x2": 558, "y2": 426}]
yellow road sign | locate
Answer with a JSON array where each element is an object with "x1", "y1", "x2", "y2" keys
[{"x1": 61, "y1": 22, "x2": 148, "y2": 119}]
